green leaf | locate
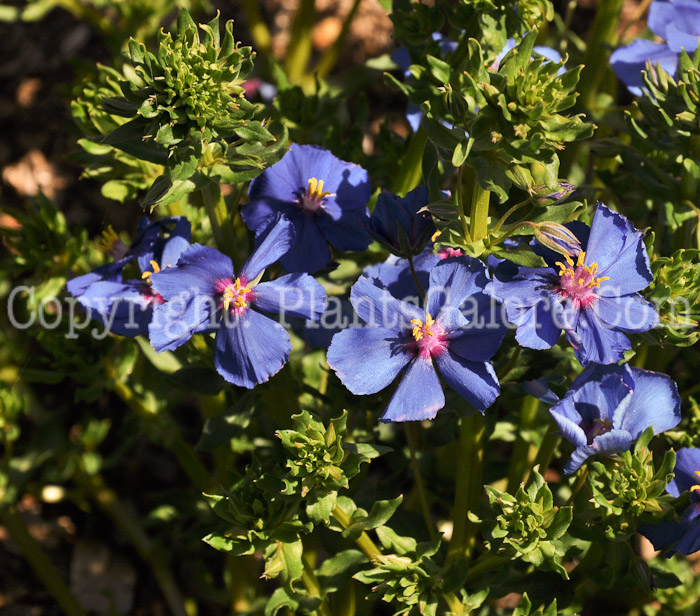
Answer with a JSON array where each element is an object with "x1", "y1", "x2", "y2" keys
[{"x1": 306, "y1": 490, "x2": 337, "y2": 524}]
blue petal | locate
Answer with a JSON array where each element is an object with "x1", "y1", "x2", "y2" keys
[
  {"x1": 550, "y1": 398, "x2": 587, "y2": 448},
  {"x1": 674, "y1": 515, "x2": 700, "y2": 555},
  {"x1": 363, "y1": 248, "x2": 438, "y2": 301},
  {"x1": 649, "y1": 0, "x2": 700, "y2": 45},
  {"x1": 137, "y1": 217, "x2": 192, "y2": 273},
  {"x1": 570, "y1": 308, "x2": 630, "y2": 365},
  {"x1": 619, "y1": 368, "x2": 682, "y2": 439},
  {"x1": 149, "y1": 294, "x2": 218, "y2": 352},
  {"x1": 66, "y1": 262, "x2": 123, "y2": 298},
  {"x1": 406, "y1": 104, "x2": 422, "y2": 132},
  {"x1": 446, "y1": 295, "x2": 507, "y2": 362},
  {"x1": 214, "y1": 309, "x2": 291, "y2": 388},
  {"x1": 279, "y1": 215, "x2": 331, "y2": 274},
  {"x1": 327, "y1": 326, "x2": 413, "y2": 395},
  {"x1": 350, "y1": 276, "x2": 421, "y2": 330},
  {"x1": 150, "y1": 244, "x2": 233, "y2": 300},
  {"x1": 434, "y1": 351, "x2": 499, "y2": 411},
  {"x1": 427, "y1": 257, "x2": 490, "y2": 316},
  {"x1": 564, "y1": 446, "x2": 596, "y2": 475},
  {"x1": 381, "y1": 356, "x2": 445, "y2": 422},
  {"x1": 317, "y1": 207, "x2": 372, "y2": 251},
  {"x1": 241, "y1": 197, "x2": 299, "y2": 231},
  {"x1": 78, "y1": 280, "x2": 154, "y2": 337},
  {"x1": 610, "y1": 39, "x2": 678, "y2": 95},
  {"x1": 591, "y1": 429, "x2": 634, "y2": 455},
  {"x1": 584, "y1": 204, "x2": 653, "y2": 295},
  {"x1": 668, "y1": 448, "x2": 700, "y2": 496},
  {"x1": 639, "y1": 520, "x2": 688, "y2": 554},
  {"x1": 241, "y1": 214, "x2": 295, "y2": 281},
  {"x1": 252, "y1": 273, "x2": 327, "y2": 320},
  {"x1": 593, "y1": 293, "x2": 659, "y2": 333}
]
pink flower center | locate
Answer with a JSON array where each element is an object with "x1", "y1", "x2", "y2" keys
[
  {"x1": 438, "y1": 247, "x2": 464, "y2": 260},
  {"x1": 409, "y1": 313, "x2": 447, "y2": 358},
  {"x1": 299, "y1": 177, "x2": 333, "y2": 213},
  {"x1": 554, "y1": 251, "x2": 610, "y2": 308},
  {"x1": 217, "y1": 277, "x2": 253, "y2": 313}
]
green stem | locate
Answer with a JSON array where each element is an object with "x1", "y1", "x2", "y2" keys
[
  {"x1": 315, "y1": 0, "x2": 362, "y2": 78},
  {"x1": 491, "y1": 198, "x2": 535, "y2": 236},
  {"x1": 393, "y1": 128, "x2": 428, "y2": 197},
  {"x1": 506, "y1": 396, "x2": 540, "y2": 493},
  {"x1": 565, "y1": 467, "x2": 589, "y2": 506},
  {"x1": 464, "y1": 554, "x2": 506, "y2": 584},
  {"x1": 74, "y1": 470, "x2": 188, "y2": 616},
  {"x1": 529, "y1": 429, "x2": 560, "y2": 486},
  {"x1": 577, "y1": 0, "x2": 625, "y2": 110},
  {"x1": 302, "y1": 553, "x2": 332, "y2": 616},
  {"x1": 467, "y1": 170, "x2": 490, "y2": 242},
  {"x1": 240, "y1": 0, "x2": 273, "y2": 59},
  {"x1": 407, "y1": 253, "x2": 426, "y2": 300},
  {"x1": 456, "y1": 166, "x2": 473, "y2": 245},
  {"x1": 105, "y1": 360, "x2": 213, "y2": 494},
  {"x1": 448, "y1": 413, "x2": 485, "y2": 563},
  {"x1": 0, "y1": 505, "x2": 86, "y2": 616},
  {"x1": 404, "y1": 423, "x2": 437, "y2": 542},
  {"x1": 201, "y1": 183, "x2": 236, "y2": 257},
  {"x1": 681, "y1": 136, "x2": 700, "y2": 202},
  {"x1": 331, "y1": 505, "x2": 463, "y2": 613},
  {"x1": 332, "y1": 505, "x2": 382, "y2": 562},
  {"x1": 285, "y1": 0, "x2": 316, "y2": 85}
]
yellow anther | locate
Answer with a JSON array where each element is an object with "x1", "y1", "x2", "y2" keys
[
  {"x1": 576, "y1": 251, "x2": 585, "y2": 267},
  {"x1": 307, "y1": 177, "x2": 333, "y2": 200},
  {"x1": 223, "y1": 277, "x2": 252, "y2": 311},
  {"x1": 431, "y1": 230, "x2": 442, "y2": 242},
  {"x1": 141, "y1": 260, "x2": 161, "y2": 280},
  {"x1": 410, "y1": 313, "x2": 435, "y2": 341},
  {"x1": 556, "y1": 250, "x2": 609, "y2": 290},
  {"x1": 96, "y1": 225, "x2": 120, "y2": 253}
]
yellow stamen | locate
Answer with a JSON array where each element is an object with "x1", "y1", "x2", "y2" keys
[
  {"x1": 556, "y1": 251, "x2": 610, "y2": 289},
  {"x1": 96, "y1": 225, "x2": 120, "y2": 253},
  {"x1": 141, "y1": 260, "x2": 162, "y2": 280},
  {"x1": 223, "y1": 277, "x2": 252, "y2": 310},
  {"x1": 431, "y1": 230, "x2": 442, "y2": 242},
  {"x1": 307, "y1": 177, "x2": 333, "y2": 200},
  {"x1": 410, "y1": 313, "x2": 435, "y2": 341}
]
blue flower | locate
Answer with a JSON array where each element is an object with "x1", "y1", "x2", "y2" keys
[
  {"x1": 67, "y1": 217, "x2": 191, "y2": 336},
  {"x1": 368, "y1": 186, "x2": 436, "y2": 257},
  {"x1": 550, "y1": 363, "x2": 681, "y2": 474},
  {"x1": 640, "y1": 448, "x2": 700, "y2": 556},
  {"x1": 148, "y1": 215, "x2": 327, "y2": 388},
  {"x1": 327, "y1": 257, "x2": 506, "y2": 422},
  {"x1": 611, "y1": 0, "x2": 700, "y2": 95},
  {"x1": 241, "y1": 144, "x2": 371, "y2": 274},
  {"x1": 486, "y1": 202, "x2": 659, "y2": 366}
]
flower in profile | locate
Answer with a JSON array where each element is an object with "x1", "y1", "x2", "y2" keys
[
  {"x1": 67, "y1": 217, "x2": 191, "y2": 336},
  {"x1": 486, "y1": 202, "x2": 659, "y2": 365},
  {"x1": 368, "y1": 186, "x2": 436, "y2": 257},
  {"x1": 148, "y1": 215, "x2": 327, "y2": 388},
  {"x1": 610, "y1": 0, "x2": 700, "y2": 95},
  {"x1": 327, "y1": 258, "x2": 506, "y2": 421},
  {"x1": 241, "y1": 144, "x2": 371, "y2": 274},
  {"x1": 550, "y1": 364, "x2": 681, "y2": 474},
  {"x1": 640, "y1": 448, "x2": 700, "y2": 556}
]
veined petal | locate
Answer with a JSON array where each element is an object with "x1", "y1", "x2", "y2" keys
[
  {"x1": 214, "y1": 309, "x2": 291, "y2": 388},
  {"x1": 550, "y1": 404, "x2": 588, "y2": 449},
  {"x1": 427, "y1": 257, "x2": 489, "y2": 316},
  {"x1": 327, "y1": 327, "x2": 413, "y2": 395},
  {"x1": 381, "y1": 356, "x2": 445, "y2": 422},
  {"x1": 434, "y1": 351, "x2": 499, "y2": 411},
  {"x1": 564, "y1": 446, "x2": 596, "y2": 475},
  {"x1": 591, "y1": 429, "x2": 634, "y2": 455},
  {"x1": 149, "y1": 293, "x2": 218, "y2": 352},
  {"x1": 649, "y1": 0, "x2": 700, "y2": 43},
  {"x1": 619, "y1": 368, "x2": 681, "y2": 439},
  {"x1": 593, "y1": 293, "x2": 659, "y2": 333},
  {"x1": 241, "y1": 197, "x2": 299, "y2": 231},
  {"x1": 78, "y1": 280, "x2": 153, "y2": 337},
  {"x1": 570, "y1": 308, "x2": 630, "y2": 365},
  {"x1": 317, "y1": 208, "x2": 372, "y2": 251},
  {"x1": 252, "y1": 273, "x2": 327, "y2": 320},
  {"x1": 279, "y1": 215, "x2": 332, "y2": 274},
  {"x1": 350, "y1": 276, "x2": 421, "y2": 330},
  {"x1": 446, "y1": 294, "x2": 507, "y2": 361},
  {"x1": 583, "y1": 203, "x2": 653, "y2": 294},
  {"x1": 241, "y1": 214, "x2": 295, "y2": 281}
]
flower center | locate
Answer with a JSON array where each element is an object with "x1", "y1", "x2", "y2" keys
[
  {"x1": 299, "y1": 177, "x2": 333, "y2": 213},
  {"x1": 222, "y1": 277, "x2": 253, "y2": 312},
  {"x1": 409, "y1": 313, "x2": 446, "y2": 357},
  {"x1": 554, "y1": 251, "x2": 610, "y2": 307},
  {"x1": 585, "y1": 417, "x2": 613, "y2": 445}
]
